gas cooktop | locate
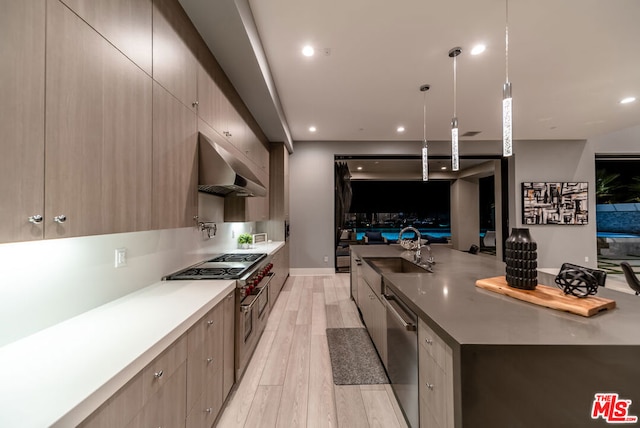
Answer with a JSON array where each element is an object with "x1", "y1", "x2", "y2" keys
[{"x1": 164, "y1": 253, "x2": 266, "y2": 280}]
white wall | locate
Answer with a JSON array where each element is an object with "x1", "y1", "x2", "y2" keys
[
  {"x1": 0, "y1": 194, "x2": 257, "y2": 347},
  {"x1": 509, "y1": 139, "x2": 597, "y2": 269},
  {"x1": 450, "y1": 178, "x2": 480, "y2": 251},
  {"x1": 590, "y1": 123, "x2": 640, "y2": 153}
]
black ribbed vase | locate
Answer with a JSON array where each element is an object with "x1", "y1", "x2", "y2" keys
[{"x1": 505, "y1": 228, "x2": 538, "y2": 290}]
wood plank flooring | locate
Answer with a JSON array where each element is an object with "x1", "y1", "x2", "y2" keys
[{"x1": 216, "y1": 274, "x2": 408, "y2": 428}]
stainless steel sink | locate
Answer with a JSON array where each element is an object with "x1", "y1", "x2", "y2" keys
[{"x1": 364, "y1": 257, "x2": 432, "y2": 274}]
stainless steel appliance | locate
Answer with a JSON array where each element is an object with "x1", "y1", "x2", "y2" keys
[
  {"x1": 384, "y1": 288, "x2": 419, "y2": 428},
  {"x1": 164, "y1": 252, "x2": 274, "y2": 380}
]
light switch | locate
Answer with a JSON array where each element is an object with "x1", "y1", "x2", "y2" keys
[{"x1": 115, "y1": 248, "x2": 127, "y2": 268}]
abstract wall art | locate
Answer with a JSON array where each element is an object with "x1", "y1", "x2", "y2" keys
[{"x1": 522, "y1": 182, "x2": 588, "y2": 225}]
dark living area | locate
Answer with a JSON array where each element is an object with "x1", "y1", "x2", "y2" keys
[{"x1": 334, "y1": 160, "x2": 498, "y2": 271}]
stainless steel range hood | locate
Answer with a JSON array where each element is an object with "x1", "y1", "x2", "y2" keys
[{"x1": 198, "y1": 132, "x2": 266, "y2": 197}]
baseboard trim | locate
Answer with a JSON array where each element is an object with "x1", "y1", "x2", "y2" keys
[{"x1": 290, "y1": 268, "x2": 336, "y2": 276}]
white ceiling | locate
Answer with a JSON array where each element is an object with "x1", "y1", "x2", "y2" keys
[{"x1": 181, "y1": 0, "x2": 640, "y2": 148}]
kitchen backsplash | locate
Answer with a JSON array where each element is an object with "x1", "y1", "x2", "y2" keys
[{"x1": 0, "y1": 195, "x2": 257, "y2": 347}]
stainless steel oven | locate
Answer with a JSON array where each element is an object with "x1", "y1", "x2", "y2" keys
[
  {"x1": 237, "y1": 270, "x2": 273, "y2": 378},
  {"x1": 164, "y1": 252, "x2": 274, "y2": 380}
]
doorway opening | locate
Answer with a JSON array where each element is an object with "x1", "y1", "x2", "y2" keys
[
  {"x1": 595, "y1": 155, "x2": 640, "y2": 275},
  {"x1": 334, "y1": 155, "x2": 505, "y2": 272}
]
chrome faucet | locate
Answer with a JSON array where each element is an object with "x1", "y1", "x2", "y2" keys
[{"x1": 398, "y1": 226, "x2": 435, "y2": 267}]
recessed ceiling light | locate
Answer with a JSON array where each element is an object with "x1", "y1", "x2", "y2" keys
[
  {"x1": 397, "y1": 126, "x2": 405, "y2": 133},
  {"x1": 470, "y1": 44, "x2": 486, "y2": 55},
  {"x1": 440, "y1": 166, "x2": 447, "y2": 170},
  {"x1": 620, "y1": 96, "x2": 636, "y2": 104},
  {"x1": 302, "y1": 45, "x2": 314, "y2": 57},
  {"x1": 357, "y1": 166, "x2": 363, "y2": 171},
  {"x1": 309, "y1": 126, "x2": 317, "y2": 132}
]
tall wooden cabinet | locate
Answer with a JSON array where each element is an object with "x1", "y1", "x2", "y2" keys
[
  {"x1": 152, "y1": 0, "x2": 198, "y2": 112},
  {"x1": 0, "y1": 0, "x2": 45, "y2": 243},
  {"x1": 59, "y1": 0, "x2": 153, "y2": 74},
  {"x1": 152, "y1": 83, "x2": 198, "y2": 229},
  {"x1": 45, "y1": 0, "x2": 153, "y2": 238}
]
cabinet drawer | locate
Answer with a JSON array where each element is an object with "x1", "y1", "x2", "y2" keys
[
  {"x1": 142, "y1": 334, "x2": 187, "y2": 400},
  {"x1": 127, "y1": 362, "x2": 187, "y2": 428},
  {"x1": 186, "y1": 369, "x2": 224, "y2": 428},
  {"x1": 419, "y1": 348, "x2": 448, "y2": 428},
  {"x1": 418, "y1": 318, "x2": 448, "y2": 371},
  {"x1": 187, "y1": 301, "x2": 224, "y2": 411},
  {"x1": 188, "y1": 302, "x2": 223, "y2": 353}
]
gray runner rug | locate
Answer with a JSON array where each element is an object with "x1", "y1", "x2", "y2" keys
[{"x1": 325, "y1": 328, "x2": 389, "y2": 385}]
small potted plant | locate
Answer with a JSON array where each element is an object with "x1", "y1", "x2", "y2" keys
[{"x1": 238, "y1": 233, "x2": 253, "y2": 249}]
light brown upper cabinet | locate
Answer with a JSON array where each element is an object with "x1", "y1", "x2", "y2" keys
[
  {"x1": 45, "y1": 0, "x2": 152, "y2": 239},
  {"x1": 196, "y1": 47, "x2": 269, "y2": 177},
  {"x1": 153, "y1": 0, "x2": 198, "y2": 112},
  {"x1": 59, "y1": 0, "x2": 153, "y2": 75},
  {"x1": 0, "y1": 0, "x2": 46, "y2": 243},
  {"x1": 152, "y1": 83, "x2": 198, "y2": 230},
  {"x1": 270, "y1": 143, "x2": 290, "y2": 222}
]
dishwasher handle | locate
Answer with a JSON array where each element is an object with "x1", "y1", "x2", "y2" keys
[{"x1": 384, "y1": 295, "x2": 417, "y2": 331}]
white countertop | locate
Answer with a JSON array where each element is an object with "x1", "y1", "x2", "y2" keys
[
  {"x1": 0, "y1": 241, "x2": 286, "y2": 427},
  {"x1": 0, "y1": 279, "x2": 235, "y2": 428}
]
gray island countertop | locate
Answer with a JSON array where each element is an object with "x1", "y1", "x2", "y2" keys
[{"x1": 351, "y1": 244, "x2": 640, "y2": 347}]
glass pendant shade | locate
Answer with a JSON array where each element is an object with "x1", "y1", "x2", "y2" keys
[
  {"x1": 502, "y1": 0, "x2": 513, "y2": 158},
  {"x1": 451, "y1": 117, "x2": 459, "y2": 171},
  {"x1": 422, "y1": 141, "x2": 429, "y2": 181},
  {"x1": 448, "y1": 47, "x2": 461, "y2": 172},
  {"x1": 420, "y1": 84, "x2": 430, "y2": 181},
  {"x1": 503, "y1": 82, "x2": 513, "y2": 157}
]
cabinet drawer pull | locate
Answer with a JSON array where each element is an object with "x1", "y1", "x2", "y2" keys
[
  {"x1": 425, "y1": 338, "x2": 433, "y2": 345},
  {"x1": 154, "y1": 370, "x2": 163, "y2": 379},
  {"x1": 426, "y1": 382, "x2": 434, "y2": 390},
  {"x1": 206, "y1": 408, "x2": 213, "y2": 413},
  {"x1": 207, "y1": 357, "x2": 213, "y2": 363},
  {"x1": 192, "y1": 101, "x2": 199, "y2": 108},
  {"x1": 207, "y1": 320, "x2": 214, "y2": 326},
  {"x1": 28, "y1": 215, "x2": 43, "y2": 224},
  {"x1": 53, "y1": 215, "x2": 67, "y2": 223}
]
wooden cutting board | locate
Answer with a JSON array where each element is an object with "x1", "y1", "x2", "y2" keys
[{"x1": 475, "y1": 276, "x2": 616, "y2": 317}]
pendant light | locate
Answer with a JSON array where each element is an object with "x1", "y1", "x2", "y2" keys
[
  {"x1": 449, "y1": 47, "x2": 462, "y2": 171},
  {"x1": 503, "y1": 0, "x2": 513, "y2": 157},
  {"x1": 420, "y1": 84, "x2": 430, "y2": 181}
]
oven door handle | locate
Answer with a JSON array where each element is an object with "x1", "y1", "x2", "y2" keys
[{"x1": 240, "y1": 273, "x2": 273, "y2": 313}]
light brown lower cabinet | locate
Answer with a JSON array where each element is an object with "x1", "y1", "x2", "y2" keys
[
  {"x1": 128, "y1": 362, "x2": 187, "y2": 428},
  {"x1": 80, "y1": 293, "x2": 234, "y2": 428},
  {"x1": 356, "y1": 269, "x2": 387, "y2": 367},
  {"x1": 418, "y1": 318, "x2": 454, "y2": 428}
]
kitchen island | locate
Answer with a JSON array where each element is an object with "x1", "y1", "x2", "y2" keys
[{"x1": 351, "y1": 244, "x2": 640, "y2": 428}]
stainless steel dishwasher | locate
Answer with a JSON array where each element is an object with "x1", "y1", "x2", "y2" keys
[{"x1": 384, "y1": 288, "x2": 418, "y2": 428}]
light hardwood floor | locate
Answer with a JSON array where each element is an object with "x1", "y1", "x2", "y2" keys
[{"x1": 216, "y1": 274, "x2": 408, "y2": 428}]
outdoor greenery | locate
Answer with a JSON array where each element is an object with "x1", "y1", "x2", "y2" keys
[
  {"x1": 596, "y1": 169, "x2": 640, "y2": 204},
  {"x1": 596, "y1": 169, "x2": 622, "y2": 203}
]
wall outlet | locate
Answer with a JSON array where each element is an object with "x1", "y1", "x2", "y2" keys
[
  {"x1": 585, "y1": 256, "x2": 589, "y2": 262},
  {"x1": 324, "y1": 255, "x2": 329, "y2": 263},
  {"x1": 231, "y1": 230, "x2": 235, "y2": 239},
  {"x1": 115, "y1": 248, "x2": 127, "y2": 268}
]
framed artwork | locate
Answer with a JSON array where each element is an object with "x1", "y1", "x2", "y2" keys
[{"x1": 522, "y1": 182, "x2": 588, "y2": 225}]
